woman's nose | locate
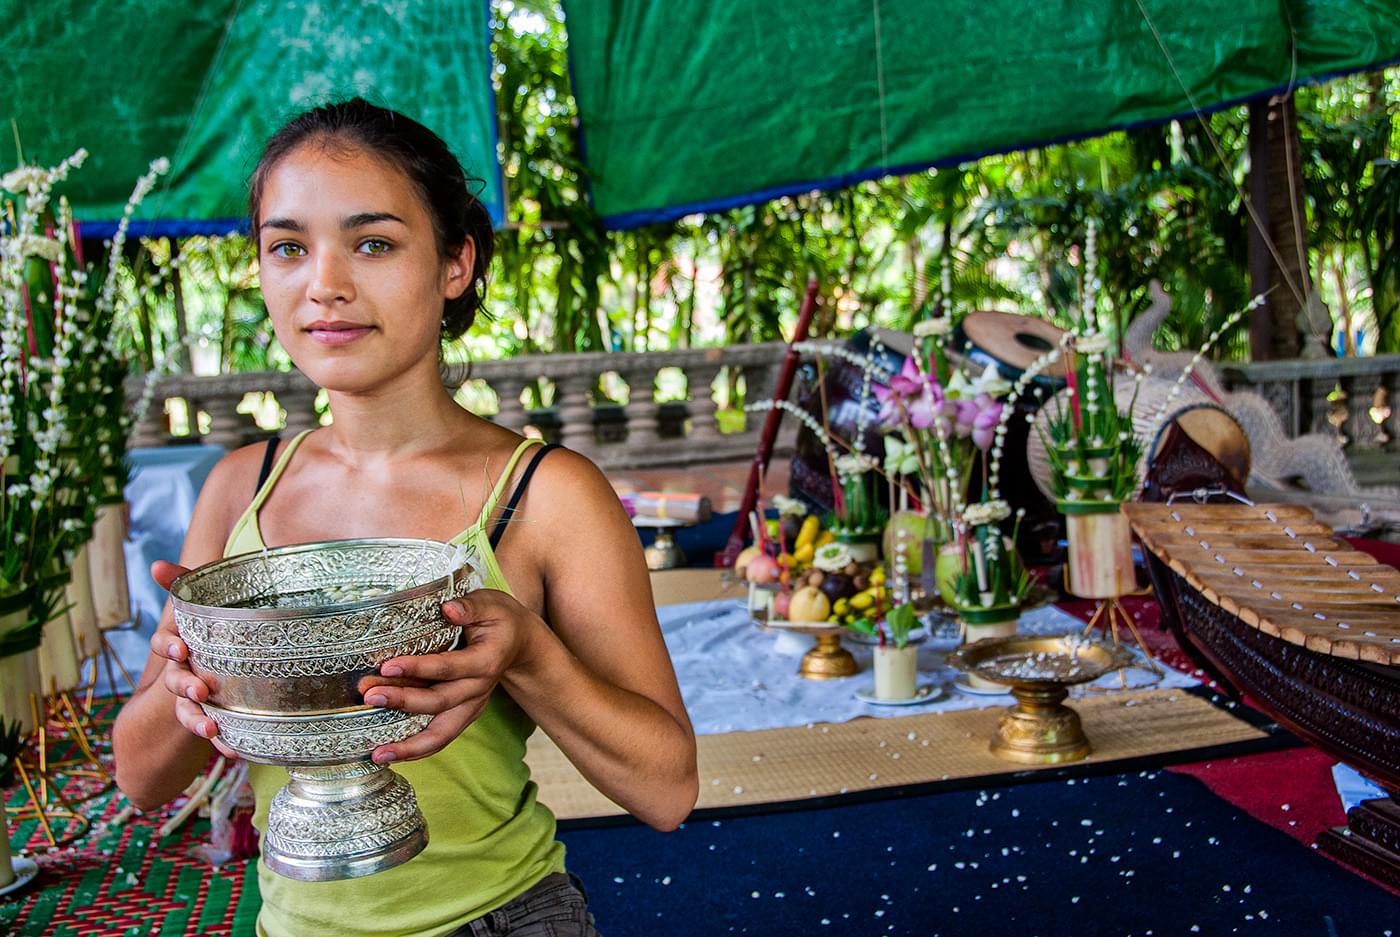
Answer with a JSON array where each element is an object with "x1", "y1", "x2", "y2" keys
[{"x1": 307, "y1": 250, "x2": 355, "y2": 305}]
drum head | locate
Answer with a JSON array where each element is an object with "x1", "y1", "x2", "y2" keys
[
  {"x1": 1147, "y1": 404, "x2": 1252, "y2": 488},
  {"x1": 958, "y1": 311, "x2": 1069, "y2": 383}
]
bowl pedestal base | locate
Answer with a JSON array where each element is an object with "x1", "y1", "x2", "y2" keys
[{"x1": 263, "y1": 761, "x2": 428, "y2": 882}]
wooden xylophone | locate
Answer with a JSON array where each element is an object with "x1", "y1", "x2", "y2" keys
[
  {"x1": 1125, "y1": 502, "x2": 1400, "y2": 666},
  {"x1": 1123, "y1": 499, "x2": 1400, "y2": 887}
]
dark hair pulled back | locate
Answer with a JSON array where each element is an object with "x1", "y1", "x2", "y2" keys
[{"x1": 249, "y1": 97, "x2": 494, "y2": 342}]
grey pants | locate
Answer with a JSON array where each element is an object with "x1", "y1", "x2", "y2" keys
[{"x1": 450, "y1": 873, "x2": 601, "y2": 937}]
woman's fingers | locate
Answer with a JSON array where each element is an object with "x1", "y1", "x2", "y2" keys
[
  {"x1": 151, "y1": 627, "x2": 189, "y2": 663},
  {"x1": 361, "y1": 676, "x2": 493, "y2": 714},
  {"x1": 371, "y1": 702, "x2": 485, "y2": 764},
  {"x1": 173, "y1": 696, "x2": 219, "y2": 740},
  {"x1": 151, "y1": 560, "x2": 191, "y2": 592},
  {"x1": 378, "y1": 646, "x2": 497, "y2": 683},
  {"x1": 211, "y1": 738, "x2": 239, "y2": 760},
  {"x1": 174, "y1": 696, "x2": 237, "y2": 758}
]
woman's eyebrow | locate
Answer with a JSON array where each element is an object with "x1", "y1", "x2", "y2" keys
[
  {"x1": 343, "y1": 211, "x2": 406, "y2": 229},
  {"x1": 259, "y1": 216, "x2": 305, "y2": 233}
]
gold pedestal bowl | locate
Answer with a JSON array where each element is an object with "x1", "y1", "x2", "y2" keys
[
  {"x1": 948, "y1": 634, "x2": 1135, "y2": 765},
  {"x1": 171, "y1": 538, "x2": 480, "y2": 882},
  {"x1": 760, "y1": 619, "x2": 860, "y2": 679}
]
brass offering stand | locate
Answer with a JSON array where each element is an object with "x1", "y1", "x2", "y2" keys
[
  {"x1": 949, "y1": 634, "x2": 1135, "y2": 765},
  {"x1": 637, "y1": 519, "x2": 687, "y2": 571},
  {"x1": 759, "y1": 620, "x2": 860, "y2": 680}
]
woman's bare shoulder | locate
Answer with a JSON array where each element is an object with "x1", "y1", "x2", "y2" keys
[
  {"x1": 197, "y1": 438, "x2": 287, "y2": 528},
  {"x1": 517, "y1": 446, "x2": 629, "y2": 537}
]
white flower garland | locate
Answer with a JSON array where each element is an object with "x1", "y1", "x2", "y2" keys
[
  {"x1": 1148, "y1": 295, "x2": 1263, "y2": 427},
  {"x1": 963, "y1": 498, "x2": 1011, "y2": 527},
  {"x1": 912, "y1": 316, "x2": 952, "y2": 338}
]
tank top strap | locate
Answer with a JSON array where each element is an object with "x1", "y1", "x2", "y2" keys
[
  {"x1": 470, "y1": 437, "x2": 546, "y2": 533},
  {"x1": 224, "y1": 429, "x2": 315, "y2": 555}
]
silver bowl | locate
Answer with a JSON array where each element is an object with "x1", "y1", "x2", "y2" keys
[{"x1": 171, "y1": 538, "x2": 480, "y2": 881}]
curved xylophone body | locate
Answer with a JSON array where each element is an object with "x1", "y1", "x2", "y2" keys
[{"x1": 1126, "y1": 425, "x2": 1400, "y2": 886}]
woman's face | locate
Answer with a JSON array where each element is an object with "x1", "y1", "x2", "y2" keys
[{"x1": 256, "y1": 142, "x2": 470, "y2": 394}]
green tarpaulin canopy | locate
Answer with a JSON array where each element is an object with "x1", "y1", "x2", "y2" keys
[
  {"x1": 1, "y1": 1, "x2": 503, "y2": 235},
  {"x1": 561, "y1": 0, "x2": 1400, "y2": 228},
  {"x1": 5, "y1": 2, "x2": 1399, "y2": 234}
]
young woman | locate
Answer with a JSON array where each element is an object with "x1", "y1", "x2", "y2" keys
[{"x1": 112, "y1": 98, "x2": 699, "y2": 937}]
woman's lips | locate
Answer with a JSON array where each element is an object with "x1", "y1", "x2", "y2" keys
[{"x1": 306, "y1": 324, "x2": 374, "y2": 346}]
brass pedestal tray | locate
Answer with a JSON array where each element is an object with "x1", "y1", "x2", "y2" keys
[
  {"x1": 948, "y1": 634, "x2": 1135, "y2": 765},
  {"x1": 758, "y1": 618, "x2": 860, "y2": 679}
]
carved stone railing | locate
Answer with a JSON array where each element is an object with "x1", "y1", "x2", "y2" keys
[
  {"x1": 1219, "y1": 354, "x2": 1400, "y2": 453},
  {"x1": 127, "y1": 343, "x2": 793, "y2": 470}
]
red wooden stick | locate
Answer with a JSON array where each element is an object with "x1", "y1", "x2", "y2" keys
[{"x1": 719, "y1": 275, "x2": 821, "y2": 567}]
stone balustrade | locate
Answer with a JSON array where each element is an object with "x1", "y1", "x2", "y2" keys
[
  {"x1": 127, "y1": 343, "x2": 794, "y2": 470},
  {"x1": 1220, "y1": 354, "x2": 1400, "y2": 488},
  {"x1": 1219, "y1": 354, "x2": 1400, "y2": 449}
]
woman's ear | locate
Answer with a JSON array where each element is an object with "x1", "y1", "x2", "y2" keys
[{"x1": 443, "y1": 239, "x2": 475, "y2": 301}]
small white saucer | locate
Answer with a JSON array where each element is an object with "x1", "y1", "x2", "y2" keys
[
  {"x1": 952, "y1": 674, "x2": 1014, "y2": 697},
  {"x1": 855, "y1": 682, "x2": 944, "y2": 706},
  {"x1": 0, "y1": 856, "x2": 39, "y2": 898}
]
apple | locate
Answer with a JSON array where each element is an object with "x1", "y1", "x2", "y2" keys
[{"x1": 746, "y1": 553, "x2": 781, "y2": 584}]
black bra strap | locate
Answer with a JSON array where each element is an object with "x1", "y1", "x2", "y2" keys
[
  {"x1": 255, "y1": 435, "x2": 281, "y2": 495},
  {"x1": 489, "y1": 444, "x2": 561, "y2": 551}
]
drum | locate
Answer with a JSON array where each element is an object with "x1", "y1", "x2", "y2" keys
[
  {"x1": 955, "y1": 311, "x2": 1069, "y2": 387},
  {"x1": 1024, "y1": 376, "x2": 1251, "y2": 502}
]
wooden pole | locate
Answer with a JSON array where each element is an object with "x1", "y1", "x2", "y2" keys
[{"x1": 718, "y1": 275, "x2": 821, "y2": 567}]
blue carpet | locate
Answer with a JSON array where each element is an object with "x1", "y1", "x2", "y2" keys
[{"x1": 560, "y1": 769, "x2": 1399, "y2": 937}]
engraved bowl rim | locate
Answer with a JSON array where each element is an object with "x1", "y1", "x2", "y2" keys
[
  {"x1": 170, "y1": 537, "x2": 473, "y2": 623},
  {"x1": 200, "y1": 700, "x2": 423, "y2": 726}
]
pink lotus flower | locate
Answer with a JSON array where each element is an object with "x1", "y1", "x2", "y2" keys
[
  {"x1": 972, "y1": 399, "x2": 1004, "y2": 451},
  {"x1": 907, "y1": 382, "x2": 947, "y2": 429},
  {"x1": 875, "y1": 357, "x2": 932, "y2": 426},
  {"x1": 953, "y1": 399, "x2": 979, "y2": 438}
]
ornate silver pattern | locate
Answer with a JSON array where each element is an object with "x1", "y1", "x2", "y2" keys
[
  {"x1": 172, "y1": 539, "x2": 481, "y2": 679},
  {"x1": 203, "y1": 704, "x2": 432, "y2": 766},
  {"x1": 163, "y1": 538, "x2": 481, "y2": 881},
  {"x1": 265, "y1": 770, "x2": 424, "y2": 857}
]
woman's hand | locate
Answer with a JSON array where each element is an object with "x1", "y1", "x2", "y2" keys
[
  {"x1": 148, "y1": 560, "x2": 239, "y2": 759},
  {"x1": 361, "y1": 589, "x2": 538, "y2": 764}
]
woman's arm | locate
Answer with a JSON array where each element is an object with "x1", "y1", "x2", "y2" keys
[
  {"x1": 111, "y1": 450, "x2": 259, "y2": 811},
  {"x1": 365, "y1": 450, "x2": 699, "y2": 831}
]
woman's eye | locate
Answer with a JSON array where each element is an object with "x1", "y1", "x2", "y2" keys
[
  {"x1": 358, "y1": 239, "x2": 392, "y2": 255},
  {"x1": 269, "y1": 242, "x2": 305, "y2": 258}
]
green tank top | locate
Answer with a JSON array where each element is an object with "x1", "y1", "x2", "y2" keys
[{"x1": 225, "y1": 431, "x2": 567, "y2": 937}]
